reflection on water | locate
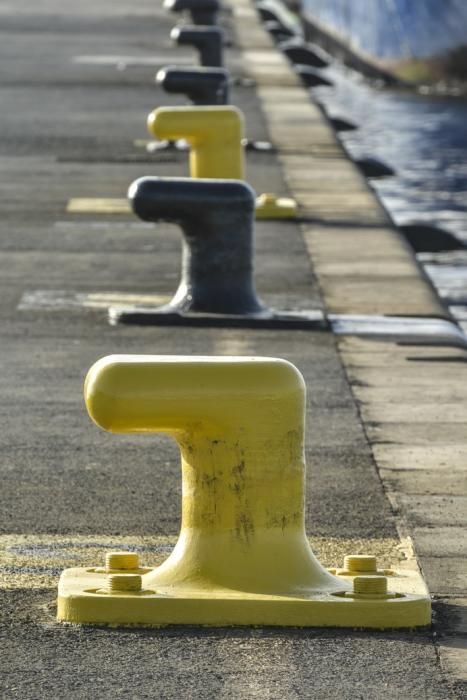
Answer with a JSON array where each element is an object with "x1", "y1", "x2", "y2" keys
[{"x1": 313, "y1": 67, "x2": 467, "y2": 328}]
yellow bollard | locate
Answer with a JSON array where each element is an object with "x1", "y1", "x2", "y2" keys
[
  {"x1": 57, "y1": 355, "x2": 430, "y2": 628},
  {"x1": 148, "y1": 106, "x2": 244, "y2": 179},
  {"x1": 148, "y1": 106, "x2": 297, "y2": 220}
]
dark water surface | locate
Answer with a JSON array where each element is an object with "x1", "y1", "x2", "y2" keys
[
  {"x1": 302, "y1": 0, "x2": 467, "y2": 60},
  {"x1": 313, "y1": 67, "x2": 467, "y2": 330}
]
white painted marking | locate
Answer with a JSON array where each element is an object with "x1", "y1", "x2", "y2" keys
[
  {"x1": 73, "y1": 55, "x2": 194, "y2": 67},
  {"x1": 330, "y1": 314, "x2": 467, "y2": 346},
  {"x1": 54, "y1": 221, "x2": 154, "y2": 230},
  {"x1": 18, "y1": 290, "x2": 171, "y2": 312}
]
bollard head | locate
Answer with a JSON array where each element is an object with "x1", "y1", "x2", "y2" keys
[
  {"x1": 163, "y1": 0, "x2": 220, "y2": 25},
  {"x1": 85, "y1": 355, "x2": 306, "y2": 435},
  {"x1": 129, "y1": 176, "x2": 254, "y2": 224},
  {"x1": 127, "y1": 176, "x2": 263, "y2": 315},
  {"x1": 170, "y1": 25, "x2": 224, "y2": 68},
  {"x1": 156, "y1": 66, "x2": 229, "y2": 105},
  {"x1": 147, "y1": 106, "x2": 244, "y2": 180}
]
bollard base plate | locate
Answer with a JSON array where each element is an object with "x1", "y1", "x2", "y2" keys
[
  {"x1": 108, "y1": 306, "x2": 327, "y2": 329},
  {"x1": 256, "y1": 195, "x2": 297, "y2": 220},
  {"x1": 57, "y1": 566, "x2": 431, "y2": 628}
]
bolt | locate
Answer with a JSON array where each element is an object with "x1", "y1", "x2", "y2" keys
[
  {"x1": 353, "y1": 576, "x2": 388, "y2": 597},
  {"x1": 344, "y1": 555, "x2": 378, "y2": 574},
  {"x1": 105, "y1": 551, "x2": 140, "y2": 571},
  {"x1": 106, "y1": 574, "x2": 142, "y2": 594}
]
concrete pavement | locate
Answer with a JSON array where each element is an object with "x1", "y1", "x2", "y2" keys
[{"x1": 0, "y1": 0, "x2": 465, "y2": 697}]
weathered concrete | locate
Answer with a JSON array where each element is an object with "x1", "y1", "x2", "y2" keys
[{"x1": 339, "y1": 337, "x2": 467, "y2": 692}]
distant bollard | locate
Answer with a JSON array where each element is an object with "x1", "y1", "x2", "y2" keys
[
  {"x1": 329, "y1": 116, "x2": 358, "y2": 132},
  {"x1": 109, "y1": 177, "x2": 325, "y2": 328},
  {"x1": 264, "y1": 19, "x2": 295, "y2": 43},
  {"x1": 155, "y1": 67, "x2": 271, "y2": 150},
  {"x1": 171, "y1": 25, "x2": 224, "y2": 68},
  {"x1": 157, "y1": 66, "x2": 230, "y2": 105},
  {"x1": 278, "y1": 38, "x2": 330, "y2": 69},
  {"x1": 57, "y1": 355, "x2": 431, "y2": 627},
  {"x1": 356, "y1": 157, "x2": 395, "y2": 178},
  {"x1": 147, "y1": 105, "x2": 296, "y2": 219},
  {"x1": 296, "y1": 65, "x2": 333, "y2": 88},
  {"x1": 109, "y1": 177, "x2": 322, "y2": 327},
  {"x1": 116, "y1": 177, "x2": 264, "y2": 321},
  {"x1": 163, "y1": 0, "x2": 220, "y2": 25},
  {"x1": 256, "y1": 1, "x2": 303, "y2": 39},
  {"x1": 149, "y1": 105, "x2": 244, "y2": 178}
]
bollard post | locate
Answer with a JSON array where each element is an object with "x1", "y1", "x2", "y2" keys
[
  {"x1": 156, "y1": 66, "x2": 229, "y2": 105},
  {"x1": 121, "y1": 178, "x2": 263, "y2": 316},
  {"x1": 57, "y1": 355, "x2": 431, "y2": 628},
  {"x1": 171, "y1": 25, "x2": 224, "y2": 68},
  {"x1": 108, "y1": 177, "x2": 323, "y2": 328},
  {"x1": 157, "y1": 66, "x2": 230, "y2": 105},
  {"x1": 147, "y1": 105, "x2": 297, "y2": 219},
  {"x1": 163, "y1": 0, "x2": 220, "y2": 25}
]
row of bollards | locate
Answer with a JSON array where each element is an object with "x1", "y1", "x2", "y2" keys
[{"x1": 57, "y1": 0, "x2": 431, "y2": 629}]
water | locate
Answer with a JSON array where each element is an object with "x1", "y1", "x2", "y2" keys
[
  {"x1": 312, "y1": 66, "x2": 467, "y2": 330},
  {"x1": 302, "y1": 0, "x2": 467, "y2": 60}
]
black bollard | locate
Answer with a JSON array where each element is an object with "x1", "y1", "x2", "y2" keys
[
  {"x1": 256, "y1": 1, "x2": 300, "y2": 37},
  {"x1": 171, "y1": 25, "x2": 224, "y2": 68},
  {"x1": 256, "y1": 5, "x2": 278, "y2": 22},
  {"x1": 164, "y1": 0, "x2": 220, "y2": 25},
  {"x1": 157, "y1": 66, "x2": 230, "y2": 105},
  {"x1": 279, "y1": 38, "x2": 330, "y2": 69},
  {"x1": 400, "y1": 223, "x2": 463, "y2": 253},
  {"x1": 296, "y1": 65, "x2": 333, "y2": 88},
  {"x1": 356, "y1": 157, "x2": 395, "y2": 178},
  {"x1": 109, "y1": 177, "x2": 324, "y2": 329},
  {"x1": 264, "y1": 20, "x2": 296, "y2": 43},
  {"x1": 155, "y1": 63, "x2": 273, "y2": 150},
  {"x1": 329, "y1": 117, "x2": 358, "y2": 132},
  {"x1": 114, "y1": 178, "x2": 263, "y2": 320}
]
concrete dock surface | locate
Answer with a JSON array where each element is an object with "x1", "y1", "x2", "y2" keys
[{"x1": 0, "y1": 0, "x2": 466, "y2": 697}]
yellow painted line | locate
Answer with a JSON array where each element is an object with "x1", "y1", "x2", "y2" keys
[
  {"x1": 0, "y1": 534, "x2": 404, "y2": 590},
  {"x1": 133, "y1": 139, "x2": 152, "y2": 148},
  {"x1": 66, "y1": 198, "x2": 131, "y2": 214}
]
